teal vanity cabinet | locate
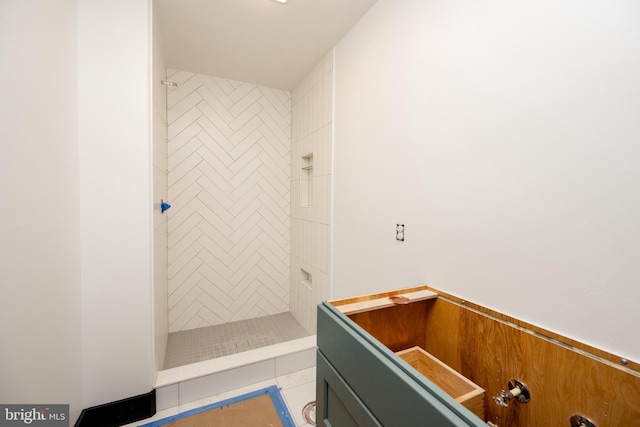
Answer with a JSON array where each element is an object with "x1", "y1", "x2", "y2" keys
[
  {"x1": 317, "y1": 286, "x2": 640, "y2": 427},
  {"x1": 316, "y1": 299, "x2": 487, "y2": 427}
]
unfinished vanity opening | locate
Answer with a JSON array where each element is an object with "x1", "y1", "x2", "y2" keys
[
  {"x1": 325, "y1": 285, "x2": 640, "y2": 427},
  {"x1": 330, "y1": 286, "x2": 486, "y2": 422}
]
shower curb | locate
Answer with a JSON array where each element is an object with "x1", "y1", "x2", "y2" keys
[{"x1": 155, "y1": 336, "x2": 317, "y2": 411}]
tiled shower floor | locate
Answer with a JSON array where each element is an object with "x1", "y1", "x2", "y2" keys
[{"x1": 163, "y1": 312, "x2": 310, "y2": 369}]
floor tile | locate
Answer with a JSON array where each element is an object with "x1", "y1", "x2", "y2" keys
[
  {"x1": 281, "y1": 380, "x2": 316, "y2": 427},
  {"x1": 277, "y1": 366, "x2": 316, "y2": 390}
]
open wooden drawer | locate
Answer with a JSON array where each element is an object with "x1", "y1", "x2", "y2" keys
[
  {"x1": 316, "y1": 285, "x2": 640, "y2": 427},
  {"x1": 396, "y1": 346, "x2": 485, "y2": 419}
]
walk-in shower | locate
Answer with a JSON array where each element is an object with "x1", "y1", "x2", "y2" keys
[
  {"x1": 152, "y1": 8, "x2": 334, "y2": 381},
  {"x1": 159, "y1": 67, "x2": 307, "y2": 370}
]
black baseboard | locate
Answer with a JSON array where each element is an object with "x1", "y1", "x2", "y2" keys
[{"x1": 75, "y1": 389, "x2": 156, "y2": 427}]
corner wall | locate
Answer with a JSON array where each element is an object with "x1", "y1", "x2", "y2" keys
[
  {"x1": 152, "y1": 5, "x2": 169, "y2": 374},
  {"x1": 290, "y1": 50, "x2": 334, "y2": 333},
  {"x1": 0, "y1": 0, "x2": 83, "y2": 421},
  {"x1": 78, "y1": 0, "x2": 155, "y2": 408},
  {"x1": 333, "y1": 0, "x2": 640, "y2": 361}
]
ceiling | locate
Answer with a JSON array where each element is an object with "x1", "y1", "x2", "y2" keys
[{"x1": 155, "y1": 0, "x2": 377, "y2": 91}]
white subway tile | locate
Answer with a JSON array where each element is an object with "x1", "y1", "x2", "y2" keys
[
  {"x1": 324, "y1": 125, "x2": 333, "y2": 176},
  {"x1": 313, "y1": 84, "x2": 321, "y2": 132},
  {"x1": 322, "y1": 224, "x2": 330, "y2": 274},
  {"x1": 325, "y1": 70, "x2": 333, "y2": 127},
  {"x1": 178, "y1": 360, "x2": 275, "y2": 405},
  {"x1": 304, "y1": 220, "x2": 312, "y2": 264},
  {"x1": 275, "y1": 349, "x2": 316, "y2": 377},
  {"x1": 155, "y1": 384, "x2": 179, "y2": 411},
  {"x1": 324, "y1": 49, "x2": 333, "y2": 74}
]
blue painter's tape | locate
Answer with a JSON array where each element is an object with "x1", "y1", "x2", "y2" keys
[
  {"x1": 139, "y1": 385, "x2": 295, "y2": 427},
  {"x1": 268, "y1": 385, "x2": 297, "y2": 427}
]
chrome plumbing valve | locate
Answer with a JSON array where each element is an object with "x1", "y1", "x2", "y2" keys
[{"x1": 492, "y1": 379, "x2": 530, "y2": 407}]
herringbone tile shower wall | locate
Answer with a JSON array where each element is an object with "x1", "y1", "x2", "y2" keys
[{"x1": 166, "y1": 69, "x2": 291, "y2": 333}]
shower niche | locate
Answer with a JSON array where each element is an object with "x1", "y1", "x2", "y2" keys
[
  {"x1": 300, "y1": 153, "x2": 313, "y2": 207},
  {"x1": 317, "y1": 285, "x2": 640, "y2": 427}
]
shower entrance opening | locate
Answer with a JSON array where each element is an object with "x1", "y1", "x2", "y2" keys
[{"x1": 159, "y1": 68, "x2": 311, "y2": 371}]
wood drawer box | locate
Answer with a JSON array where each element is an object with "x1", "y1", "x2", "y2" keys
[{"x1": 396, "y1": 346, "x2": 485, "y2": 420}]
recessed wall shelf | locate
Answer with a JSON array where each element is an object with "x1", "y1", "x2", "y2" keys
[
  {"x1": 301, "y1": 268, "x2": 312, "y2": 289},
  {"x1": 300, "y1": 153, "x2": 313, "y2": 207}
]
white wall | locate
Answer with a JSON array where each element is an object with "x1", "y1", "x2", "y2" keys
[
  {"x1": 153, "y1": 5, "x2": 169, "y2": 374},
  {"x1": 0, "y1": 0, "x2": 83, "y2": 421},
  {"x1": 333, "y1": 0, "x2": 640, "y2": 361},
  {"x1": 78, "y1": 0, "x2": 155, "y2": 408},
  {"x1": 290, "y1": 50, "x2": 334, "y2": 333}
]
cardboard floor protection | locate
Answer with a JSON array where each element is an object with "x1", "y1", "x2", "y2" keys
[
  {"x1": 140, "y1": 386, "x2": 295, "y2": 427},
  {"x1": 166, "y1": 394, "x2": 282, "y2": 427}
]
